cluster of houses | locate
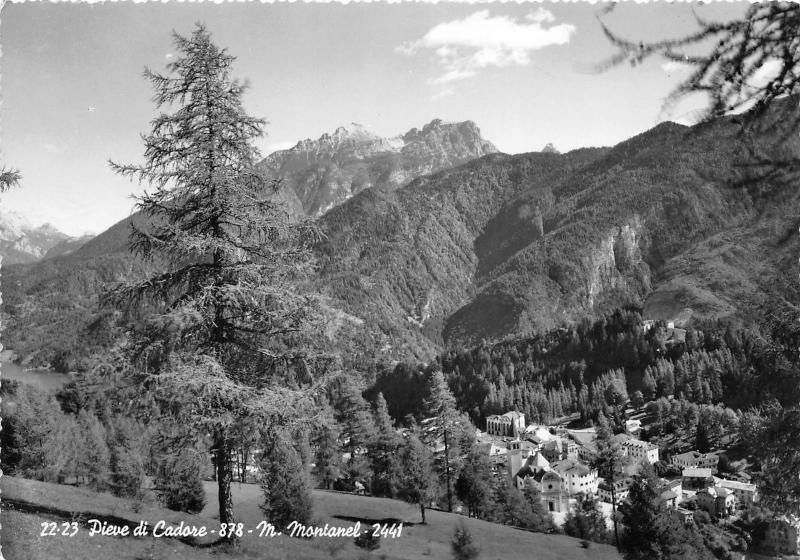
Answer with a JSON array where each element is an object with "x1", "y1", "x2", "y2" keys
[
  {"x1": 476, "y1": 410, "x2": 798, "y2": 556},
  {"x1": 480, "y1": 411, "x2": 657, "y2": 513}
]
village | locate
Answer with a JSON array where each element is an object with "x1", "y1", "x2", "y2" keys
[{"x1": 465, "y1": 409, "x2": 797, "y2": 557}]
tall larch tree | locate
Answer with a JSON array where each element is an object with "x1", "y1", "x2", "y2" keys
[
  {"x1": 397, "y1": 434, "x2": 437, "y2": 524},
  {"x1": 367, "y1": 392, "x2": 402, "y2": 497},
  {"x1": 423, "y1": 370, "x2": 472, "y2": 512},
  {"x1": 107, "y1": 24, "x2": 323, "y2": 537},
  {"x1": 592, "y1": 411, "x2": 626, "y2": 549}
]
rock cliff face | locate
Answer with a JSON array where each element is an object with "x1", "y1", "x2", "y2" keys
[
  {"x1": 260, "y1": 119, "x2": 498, "y2": 217},
  {"x1": 0, "y1": 211, "x2": 79, "y2": 264},
  {"x1": 586, "y1": 218, "x2": 647, "y2": 308}
]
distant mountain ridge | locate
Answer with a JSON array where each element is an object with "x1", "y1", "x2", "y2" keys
[
  {"x1": 260, "y1": 119, "x2": 499, "y2": 217},
  {"x1": 4, "y1": 107, "x2": 800, "y2": 368},
  {"x1": 0, "y1": 211, "x2": 87, "y2": 265}
]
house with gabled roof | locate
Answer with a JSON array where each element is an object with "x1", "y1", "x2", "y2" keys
[
  {"x1": 551, "y1": 458, "x2": 598, "y2": 496},
  {"x1": 716, "y1": 478, "x2": 758, "y2": 508},
  {"x1": 682, "y1": 467, "x2": 715, "y2": 491},
  {"x1": 696, "y1": 487, "x2": 736, "y2": 518}
]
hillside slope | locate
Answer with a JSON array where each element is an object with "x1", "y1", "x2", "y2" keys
[
  {"x1": 2, "y1": 476, "x2": 621, "y2": 560},
  {"x1": 4, "y1": 108, "x2": 800, "y2": 367},
  {"x1": 314, "y1": 112, "x2": 800, "y2": 355}
]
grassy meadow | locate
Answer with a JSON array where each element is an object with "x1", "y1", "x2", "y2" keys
[{"x1": 2, "y1": 476, "x2": 622, "y2": 560}]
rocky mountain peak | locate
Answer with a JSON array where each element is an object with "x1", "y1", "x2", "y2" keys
[
  {"x1": 0, "y1": 211, "x2": 74, "y2": 264},
  {"x1": 261, "y1": 118, "x2": 498, "y2": 217}
]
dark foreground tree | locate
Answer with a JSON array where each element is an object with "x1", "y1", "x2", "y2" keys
[
  {"x1": 260, "y1": 431, "x2": 314, "y2": 530},
  {"x1": 108, "y1": 23, "x2": 324, "y2": 538},
  {"x1": 367, "y1": 393, "x2": 402, "y2": 497},
  {"x1": 154, "y1": 446, "x2": 207, "y2": 514},
  {"x1": 620, "y1": 464, "x2": 713, "y2": 560},
  {"x1": 397, "y1": 434, "x2": 436, "y2": 524},
  {"x1": 741, "y1": 403, "x2": 800, "y2": 516},
  {"x1": 313, "y1": 415, "x2": 343, "y2": 489},
  {"x1": 563, "y1": 493, "x2": 610, "y2": 545},
  {"x1": 592, "y1": 411, "x2": 626, "y2": 548},
  {"x1": 455, "y1": 447, "x2": 494, "y2": 518},
  {"x1": 423, "y1": 370, "x2": 472, "y2": 512},
  {"x1": 521, "y1": 482, "x2": 557, "y2": 533}
]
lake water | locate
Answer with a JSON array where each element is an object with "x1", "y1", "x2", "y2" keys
[{"x1": 1, "y1": 360, "x2": 72, "y2": 391}]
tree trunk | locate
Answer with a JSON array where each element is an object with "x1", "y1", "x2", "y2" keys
[
  {"x1": 420, "y1": 502, "x2": 426, "y2": 524},
  {"x1": 241, "y1": 447, "x2": 249, "y2": 484},
  {"x1": 215, "y1": 435, "x2": 236, "y2": 538},
  {"x1": 444, "y1": 429, "x2": 452, "y2": 512},
  {"x1": 610, "y1": 469, "x2": 620, "y2": 549}
]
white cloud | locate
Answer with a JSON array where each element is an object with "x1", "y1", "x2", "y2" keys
[
  {"x1": 165, "y1": 53, "x2": 174, "y2": 60},
  {"x1": 398, "y1": 9, "x2": 576, "y2": 84},
  {"x1": 431, "y1": 87, "x2": 455, "y2": 101}
]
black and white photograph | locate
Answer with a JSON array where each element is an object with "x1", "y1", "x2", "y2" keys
[{"x1": 2, "y1": 1, "x2": 800, "y2": 559}]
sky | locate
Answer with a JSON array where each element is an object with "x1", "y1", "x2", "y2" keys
[{"x1": 0, "y1": 1, "x2": 750, "y2": 237}]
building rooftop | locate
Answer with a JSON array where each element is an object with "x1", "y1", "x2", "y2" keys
[
  {"x1": 673, "y1": 450, "x2": 718, "y2": 461},
  {"x1": 660, "y1": 489, "x2": 678, "y2": 501},
  {"x1": 683, "y1": 468, "x2": 713, "y2": 478},
  {"x1": 717, "y1": 479, "x2": 757, "y2": 492},
  {"x1": 489, "y1": 411, "x2": 525, "y2": 422},
  {"x1": 567, "y1": 430, "x2": 598, "y2": 453},
  {"x1": 622, "y1": 439, "x2": 658, "y2": 450},
  {"x1": 523, "y1": 452, "x2": 551, "y2": 471},
  {"x1": 552, "y1": 459, "x2": 593, "y2": 477}
]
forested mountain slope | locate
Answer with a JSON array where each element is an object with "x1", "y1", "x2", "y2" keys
[
  {"x1": 315, "y1": 111, "x2": 800, "y2": 357},
  {"x1": 4, "y1": 106, "x2": 800, "y2": 369}
]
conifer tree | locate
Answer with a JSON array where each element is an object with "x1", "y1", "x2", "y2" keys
[
  {"x1": 107, "y1": 416, "x2": 146, "y2": 500},
  {"x1": 455, "y1": 447, "x2": 493, "y2": 518},
  {"x1": 397, "y1": 434, "x2": 436, "y2": 524},
  {"x1": 260, "y1": 431, "x2": 314, "y2": 530},
  {"x1": 423, "y1": 370, "x2": 471, "y2": 512},
  {"x1": 451, "y1": 523, "x2": 480, "y2": 560},
  {"x1": 331, "y1": 376, "x2": 375, "y2": 454},
  {"x1": 491, "y1": 480, "x2": 537, "y2": 528},
  {"x1": 521, "y1": 481, "x2": 556, "y2": 533},
  {"x1": 592, "y1": 411, "x2": 625, "y2": 548},
  {"x1": 76, "y1": 409, "x2": 111, "y2": 490},
  {"x1": 563, "y1": 493, "x2": 610, "y2": 544},
  {"x1": 107, "y1": 24, "x2": 323, "y2": 535},
  {"x1": 314, "y1": 418, "x2": 343, "y2": 490},
  {"x1": 44, "y1": 414, "x2": 82, "y2": 484},
  {"x1": 154, "y1": 447, "x2": 207, "y2": 514},
  {"x1": 620, "y1": 464, "x2": 712, "y2": 560},
  {"x1": 367, "y1": 393, "x2": 402, "y2": 497},
  {"x1": 695, "y1": 421, "x2": 711, "y2": 454},
  {"x1": 12, "y1": 384, "x2": 67, "y2": 480}
]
